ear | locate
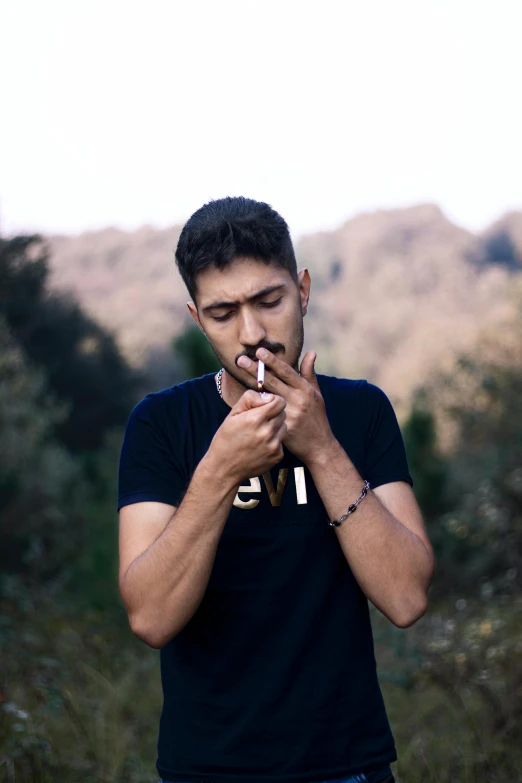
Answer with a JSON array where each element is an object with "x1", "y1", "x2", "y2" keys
[
  {"x1": 297, "y1": 269, "x2": 311, "y2": 316},
  {"x1": 187, "y1": 301, "x2": 205, "y2": 333}
]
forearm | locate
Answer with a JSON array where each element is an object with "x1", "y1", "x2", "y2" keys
[
  {"x1": 120, "y1": 452, "x2": 239, "y2": 648},
  {"x1": 307, "y1": 438, "x2": 433, "y2": 627}
]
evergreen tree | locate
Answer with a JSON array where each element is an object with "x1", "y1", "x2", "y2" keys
[
  {"x1": 172, "y1": 323, "x2": 221, "y2": 380},
  {"x1": 0, "y1": 234, "x2": 144, "y2": 452}
]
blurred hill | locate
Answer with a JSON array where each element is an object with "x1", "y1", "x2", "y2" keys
[
  {"x1": 46, "y1": 205, "x2": 522, "y2": 414},
  {"x1": 48, "y1": 225, "x2": 184, "y2": 371}
]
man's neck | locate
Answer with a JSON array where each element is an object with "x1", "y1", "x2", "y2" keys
[{"x1": 215, "y1": 369, "x2": 248, "y2": 409}]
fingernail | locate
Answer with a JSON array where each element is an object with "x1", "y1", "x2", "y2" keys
[
  {"x1": 237, "y1": 356, "x2": 251, "y2": 368},
  {"x1": 260, "y1": 392, "x2": 273, "y2": 401},
  {"x1": 257, "y1": 348, "x2": 268, "y2": 359}
]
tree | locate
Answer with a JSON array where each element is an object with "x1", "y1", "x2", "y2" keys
[
  {"x1": 402, "y1": 391, "x2": 450, "y2": 523},
  {"x1": 0, "y1": 318, "x2": 89, "y2": 579},
  {"x1": 172, "y1": 323, "x2": 221, "y2": 380},
  {"x1": 0, "y1": 234, "x2": 144, "y2": 452},
  {"x1": 407, "y1": 347, "x2": 522, "y2": 600}
]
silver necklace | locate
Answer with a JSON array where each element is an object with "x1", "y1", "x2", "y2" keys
[{"x1": 216, "y1": 367, "x2": 225, "y2": 399}]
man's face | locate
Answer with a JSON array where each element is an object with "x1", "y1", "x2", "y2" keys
[{"x1": 188, "y1": 257, "x2": 310, "y2": 392}]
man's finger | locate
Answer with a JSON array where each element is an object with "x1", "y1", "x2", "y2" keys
[
  {"x1": 232, "y1": 388, "x2": 274, "y2": 413},
  {"x1": 233, "y1": 389, "x2": 286, "y2": 421},
  {"x1": 255, "y1": 349, "x2": 305, "y2": 390},
  {"x1": 236, "y1": 356, "x2": 289, "y2": 397},
  {"x1": 299, "y1": 351, "x2": 319, "y2": 389}
]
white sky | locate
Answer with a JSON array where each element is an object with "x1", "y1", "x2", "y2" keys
[{"x1": 1, "y1": 0, "x2": 521, "y2": 240}]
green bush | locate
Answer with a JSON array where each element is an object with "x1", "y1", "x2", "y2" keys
[
  {"x1": 0, "y1": 576, "x2": 161, "y2": 783},
  {"x1": 0, "y1": 318, "x2": 90, "y2": 580}
]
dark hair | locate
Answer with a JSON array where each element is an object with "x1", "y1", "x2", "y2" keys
[{"x1": 174, "y1": 196, "x2": 298, "y2": 303}]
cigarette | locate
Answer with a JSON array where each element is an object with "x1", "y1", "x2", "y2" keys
[{"x1": 257, "y1": 359, "x2": 265, "y2": 392}]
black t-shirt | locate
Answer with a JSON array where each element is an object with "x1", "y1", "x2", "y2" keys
[{"x1": 117, "y1": 372, "x2": 413, "y2": 783}]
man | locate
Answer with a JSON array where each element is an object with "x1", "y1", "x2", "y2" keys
[{"x1": 117, "y1": 196, "x2": 435, "y2": 783}]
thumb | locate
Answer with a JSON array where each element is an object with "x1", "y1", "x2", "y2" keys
[
  {"x1": 300, "y1": 351, "x2": 318, "y2": 387},
  {"x1": 232, "y1": 388, "x2": 274, "y2": 414}
]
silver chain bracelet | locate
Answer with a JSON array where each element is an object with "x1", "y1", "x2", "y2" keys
[{"x1": 328, "y1": 480, "x2": 371, "y2": 527}]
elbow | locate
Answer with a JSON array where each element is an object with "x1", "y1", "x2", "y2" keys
[
  {"x1": 119, "y1": 581, "x2": 175, "y2": 648},
  {"x1": 392, "y1": 593, "x2": 429, "y2": 629},
  {"x1": 128, "y1": 612, "x2": 177, "y2": 649},
  {"x1": 393, "y1": 552, "x2": 435, "y2": 629}
]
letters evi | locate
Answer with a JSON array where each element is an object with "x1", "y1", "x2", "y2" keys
[{"x1": 234, "y1": 467, "x2": 308, "y2": 509}]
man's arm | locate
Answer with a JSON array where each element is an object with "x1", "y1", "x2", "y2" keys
[
  {"x1": 305, "y1": 440, "x2": 435, "y2": 628},
  {"x1": 118, "y1": 388, "x2": 287, "y2": 649},
  {"x1": 238, "y1": 347, "x2": 434, "y2": 629},
  {"x1": 119, "y1": 451, "x2": 239, "y2": 649}
]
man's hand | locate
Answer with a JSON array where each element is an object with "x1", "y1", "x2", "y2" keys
[
  {"x1": 208, "y1": 389, "x2": 287, "y2": 484},
  {"x1": 237, "y1": 349, "x2": 336, "y2": 464}
]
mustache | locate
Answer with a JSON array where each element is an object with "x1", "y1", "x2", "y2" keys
[{"x1": 236, "y1": 342, "x2": 285, "y2": 363}]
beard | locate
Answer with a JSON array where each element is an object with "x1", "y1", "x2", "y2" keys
[{"x1": 209, "y1": 313, "x2": 305, "y2": 391}]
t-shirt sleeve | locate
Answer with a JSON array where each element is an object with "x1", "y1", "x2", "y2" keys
[
  {"x1": 363, "y1": 381, "x2": 414, "y2": 490},
  {"x1": 117, "y1": 393, "x2": 188, "y2": 512}
]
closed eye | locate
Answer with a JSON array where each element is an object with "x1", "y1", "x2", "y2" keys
[
  {"x1": 211, "y1": 298, "x2": 282, "y2": 321},
  {"x1": 212, "y1": 312, "x2": 233, "y2": 322},
  {"x1": 259, "y1": 298, "x2": 282, "y2": 308}
]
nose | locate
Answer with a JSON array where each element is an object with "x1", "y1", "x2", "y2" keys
[{"x1": 237, "y1": 306, "x2": 266, "y2": 350}]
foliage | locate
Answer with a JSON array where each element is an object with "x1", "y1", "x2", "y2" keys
[
  {"x1": 3, "y1": 583, "x2": 521, "y2": 783},
  {"x1": 172, "y1": 323, "x2": 221, "y2": 380},
  {"x1": 66, "y1": 427, "x2": 126, "y2": 613},
  {"x1": 0, "y1": 576, "x2": 160, "y2": 783},
  {"x1": 406, "y1": 350, "x2": 522, "y2": 603},
  {"x1": 482, "y1": 229, "x2": 521, "y2": 271},
  {"x1": 402, "y1": 397, "x2": 451, "y2": 522},
  {"x1": 373, "y1": 594, "x2": 522, "y2": 782},
  {"x1": 376, "y1": 332, "x2": 522, "y2": 780},
  {"x1": 0, "y1": 235, "x2": 143, "y2": 452},
  {"x1": 0, "y1": 318, "x2": 90, "y2": 580}
]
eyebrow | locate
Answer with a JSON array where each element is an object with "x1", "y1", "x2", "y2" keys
[{"x1": 201, "y1": 284, "x2": 286, "y2": 313}]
